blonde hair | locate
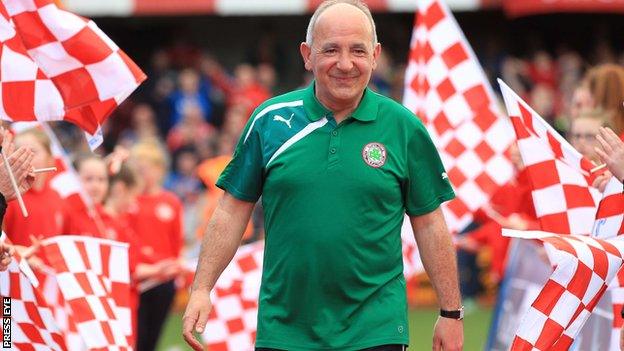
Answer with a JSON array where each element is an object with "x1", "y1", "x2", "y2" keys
[
  {"x1": 15, "y1": 127, "x2": 52, "y2": 156},
  {"x1": 73, "y1": 153, "x2": 104, "y2": 173},
  {"x1": 306, "y1": 0, "x2": 377, "y2": 45},
  {"x1": 130, "y1": 139, "x2": 169, "y2": 170}
]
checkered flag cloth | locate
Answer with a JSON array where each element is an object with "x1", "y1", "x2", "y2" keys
[
  {"x1": 183, "y1": 241, "x2": 262, "y2": 350},
  {"x1": 203, "y1": 279, "x2": 258, "y2": 351},
  {"x1": 0, "y1": 0, "x2": 146, "y2": 148},
  {"x1": 595, "y1": 177, "x2": 624, "y2": 349},
  {"x1": 503, "y1": 229, "x2": 624, "y2": 350},
  {"x1": 592, "y1": 177, "x2": 624, "y2": 239},
  {"x1": 611, "y1": 283, "x2": 624, "y2": 343},
  {"x1": 42, "y1": 235, "x2": 132, "y2": 350},
  {"x1": 0, "y1": 238, "x2": 67, "y2": 350},
  {"x1": 403, "y1": 0, "x2": 515, "y2": 233},
  {"x1": 498, "y1": 79, "x2": 601, "y2": 235},
  {"x1": 401, "y1": 216, "x2": 424, "y2": 277},
  {"x1": 35, "y1": 269, "x2": 86, "y2": 350}
]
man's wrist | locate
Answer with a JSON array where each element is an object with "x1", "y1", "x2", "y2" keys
[
  {"x1": 440, "y1": 306, "x2": 464, "y2": 320},
  {"x1": 190, "y1": 283, "x2": 212, "y2": 294}
]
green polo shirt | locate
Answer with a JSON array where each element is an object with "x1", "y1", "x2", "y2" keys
[{"x1": 217, "y1": 82, "x2": 455, "y2": 350}]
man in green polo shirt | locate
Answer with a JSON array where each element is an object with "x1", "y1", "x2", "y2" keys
[{"x1": 183, "y1": 1, "x2": 464, "y2": 350}]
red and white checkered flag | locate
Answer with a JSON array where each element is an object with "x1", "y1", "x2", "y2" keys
[
  {"x1": 0, "y1": 0, "x2": 146, "y2": 148},
  {"x1": 503, "y1": 229, "x2": 624, "y2": 350},
  {"x1": 35, "y1": 269, "x2": 86, "y2": 350},
  {"x1": 593, "y1": 177, "x2": 624, "y2": 347},
  {"x1": 203, "y1": 279, "x2": 258, "y2": 351},
  {"x1": 403, "y1": 0, "x2": 515, "y2": 233},
  {"x1": 185, "y1": 241, "x2": 263, "y2": 350},
  {"x1": 592, "y1": 177, "x2": 624, "y2": 239},
  {"x1": 401, "y1": 216, "x2": 424, "y2": 277},
  {"x1": 0, "y1": 237, "x2": 67, "y2": 350},
  {"x1": 498, "y1": 79, "x2": 601, "y2": 235},
  {"x1": 41, "y1": 235, "x2": 133, "y2": 350}
]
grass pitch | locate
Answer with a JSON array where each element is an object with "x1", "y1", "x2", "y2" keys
[{"x1": 156, "y1": 306, "x2": 492, "y2": 350}]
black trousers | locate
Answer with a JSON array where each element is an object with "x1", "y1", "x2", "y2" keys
[
  {"x1": 136, "y1": 280, "x2": 176, "y2": 351},
  {"x1": 257, "y1": 344, "x2": 406, "y2": 351}
]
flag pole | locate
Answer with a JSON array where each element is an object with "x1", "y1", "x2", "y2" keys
[
  {"x1": 590, "y1": 163, "x2": 607, "y2": 173},
  {"x1": 1, "y1": 148, "x2": 28, "y2": 217},
  {"x1": 32, "y1": 167, "x2": 57, "y2": 174}
]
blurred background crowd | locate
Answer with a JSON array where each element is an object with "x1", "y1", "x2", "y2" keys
[{"x1": 3, "y1": 3, "x2": 624, "y2": 350}]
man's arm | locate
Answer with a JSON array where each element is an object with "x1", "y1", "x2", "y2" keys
[
  {"x1": 182, "y1": 191, "x2": 255, "y2": 351},
  {"x1": 191, "y1": 192, "x2": 255, "y2": 291},
  {"x1": 410, "y1": 207, "x2": 463, "y2": 351}
]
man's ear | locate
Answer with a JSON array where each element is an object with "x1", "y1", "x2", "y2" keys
[
  {"x1": 300, "y1": 42, "x2": 312, "y2": 71},
  {"x1": 371, "y1": 43, "x2": 381, "y2": 71}
]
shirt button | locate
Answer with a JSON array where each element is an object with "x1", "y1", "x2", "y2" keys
[
  {"x1": 332, "y1": 131, "x2": 338, "y2": 136},
  {"x1": 330, "y1": 148, "x2": 336, "y2": 154}
]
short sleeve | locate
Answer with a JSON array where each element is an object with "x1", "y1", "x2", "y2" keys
[
  {"x1": 403, "y1": 121, "x2": 455, "y2": 216},
  {"x1": 216, "y1": 117, "x2": 264, "y2": 202}
]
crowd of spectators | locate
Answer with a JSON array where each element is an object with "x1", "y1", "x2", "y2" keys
[
  {"x1": 95, "y1": 38, "x2": 614, "y2": 228},
  {"x1": 45, "y1": 33, "x2": 624, "y2": 312}
]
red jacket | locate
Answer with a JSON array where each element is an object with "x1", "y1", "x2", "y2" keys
[
  {"x1": 3, "y1": 183, "x2": 66, "y2": 246},
  {"x1": 127, "y1": 191, "x2": 183, "y2": 263}
]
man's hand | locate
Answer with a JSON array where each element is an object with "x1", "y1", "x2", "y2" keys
[
  {"x1": 433, "y1": 316, "x2": 463, "y2": 351},
  {"x1": 0, "y1": 242, "x2": 13, "y2": 271},
  {"x1": 595, "y1": 127, "x2": 624, "y2": 182},
  {"x1": 181, "y1": 192, "x2": 255, "y2": 350},
  {"x1": 182, "y1": 290, "x2": 212, "y2": 351},
  {"x1": 410, "y1": 208, "x2": 463, "y2": 350}
]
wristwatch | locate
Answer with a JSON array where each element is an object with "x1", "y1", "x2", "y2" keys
[{"x1": 440, "y1": 306, "x2": 464, "y2": 320}]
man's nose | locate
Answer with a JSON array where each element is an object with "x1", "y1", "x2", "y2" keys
[{"x1": 336, "y1": 52, "x2": 354, "y2": 71}]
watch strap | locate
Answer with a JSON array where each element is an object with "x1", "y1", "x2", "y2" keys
[{"x1": 440, "y1": 306, "x2": 464, "y2": 320}]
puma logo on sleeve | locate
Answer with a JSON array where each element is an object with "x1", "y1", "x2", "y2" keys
[{"x1": 273, "y1": 113, "x2": 294, "y2": 129}]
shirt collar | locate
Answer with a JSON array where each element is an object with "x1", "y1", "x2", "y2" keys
[{"x1": 303, "y1": 81, "x2": 379, "y2": 122}]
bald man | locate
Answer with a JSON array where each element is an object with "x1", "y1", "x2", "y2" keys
[{"x1": 183, "y1": 1, "x2": 463, "y2": 350}]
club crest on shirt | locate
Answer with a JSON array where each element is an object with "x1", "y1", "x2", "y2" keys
[
  {"x1": 156, "y1": 203, "x2": 174, "y2": 221},
  {"x1": 362, "y1": 142, "x2": 386, "y2": 168}
]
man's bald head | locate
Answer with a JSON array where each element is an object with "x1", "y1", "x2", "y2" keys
[{"x1": 305, "y1": 0, "x2": 377, "y2": 46}]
